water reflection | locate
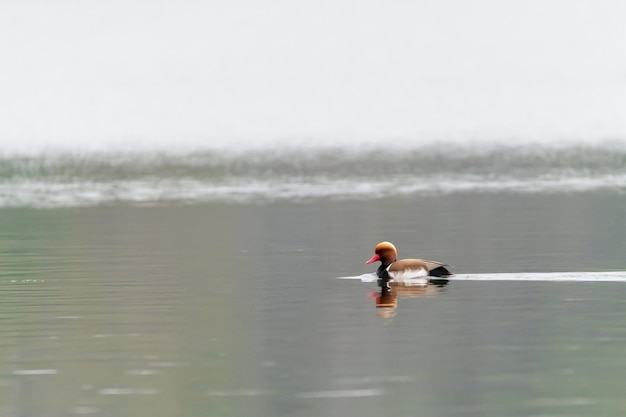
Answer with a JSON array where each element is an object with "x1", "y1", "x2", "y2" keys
[
  {"x1": 3, "y1": 195, "x2": 626, "y2": 416},
  {"x1": 372, "y1": 280, "x2": 449, "y2": 318}
]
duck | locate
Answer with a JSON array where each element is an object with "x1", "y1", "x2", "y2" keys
[{"x1": 366, "y1": 241, "x2": 452, "y2": 287}]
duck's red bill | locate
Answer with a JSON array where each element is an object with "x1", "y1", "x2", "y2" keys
[{"x1": 366, "y1": 254, "x2": 380, "y2": 264}]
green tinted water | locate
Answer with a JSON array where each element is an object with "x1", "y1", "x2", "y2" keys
[{"x1": 0, "y1": 194, "x2": 625, "y2": 416}]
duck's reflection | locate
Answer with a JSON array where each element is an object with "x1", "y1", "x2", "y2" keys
[{"x1": 372, "y1": 280, "x2": 449, "y2": 318}]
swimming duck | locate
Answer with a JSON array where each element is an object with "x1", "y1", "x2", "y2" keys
[{"x1": 366, "y1": 241, "x2": 452, "y2": 287}]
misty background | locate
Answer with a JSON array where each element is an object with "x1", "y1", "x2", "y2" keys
[{"x1": 2, "y1": 0, "x2": 626, "y2": 153}]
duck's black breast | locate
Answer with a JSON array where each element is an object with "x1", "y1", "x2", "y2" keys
[{"x1": 376, "y1": 264, "x2": 390, "y2": 279}]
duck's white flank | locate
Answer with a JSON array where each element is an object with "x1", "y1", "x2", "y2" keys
[{"x1": 387, "y1": 266, "x2": 428, "y2": 282}]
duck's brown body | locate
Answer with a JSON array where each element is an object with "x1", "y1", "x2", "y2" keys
[{"x1": 366, "y1": 242, "x2": 452, "y2": 286}]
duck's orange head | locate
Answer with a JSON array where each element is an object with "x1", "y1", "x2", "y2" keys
[{"x1": 366, "y1": 241, "x2": 398, "y2": 266}]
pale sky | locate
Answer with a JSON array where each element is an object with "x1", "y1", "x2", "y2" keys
[{"x1": 2, "y1": 0, "x2": 626, "y2": 152}]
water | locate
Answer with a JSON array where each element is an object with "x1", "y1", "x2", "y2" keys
[
  {"x1": 1, "y1": 187, "x2": 625, "y2": 416},
  {"x1": 1, "y1": 143, "x2": 625, "y2": 207}
]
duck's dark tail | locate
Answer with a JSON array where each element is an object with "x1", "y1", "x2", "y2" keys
[
  {"x1": 429, "y1": 265, "x2": 453, "y2": 277},
  {"x1": 428, "y1": 265, "x2": 452, "y2": 287}
]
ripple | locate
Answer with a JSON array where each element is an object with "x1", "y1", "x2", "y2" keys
[
  {"x1": 296, "y1": 389, "x2": 384, "y2": 399},
  {"x1": 12, "y1": 369, "x2": 58, "y2": 376},
  {"x1": 98, "y1": 388, "x2": 159, "y2": 395}
]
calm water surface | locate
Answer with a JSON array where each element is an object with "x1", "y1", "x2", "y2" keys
[{"x1": 1, "y1": 194, "x2": 626, "y2": 416}]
